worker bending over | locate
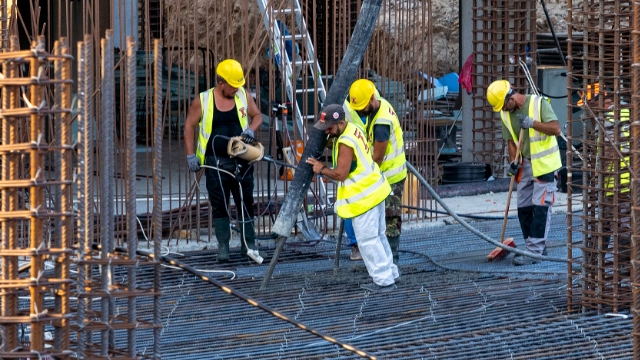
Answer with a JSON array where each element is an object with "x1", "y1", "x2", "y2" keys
[
  {"x1": 347, "y1": 79, "x2": 407, "y2": 265},
  {"x1": 307, "y1": 104, "x2": 398, "y2": 293},
  {"x1": 487, "y1": 80, "x2": 562, "y2": 265},
  {"x1": 183, "y1": 59, "x2": 264, "y2": 262}
]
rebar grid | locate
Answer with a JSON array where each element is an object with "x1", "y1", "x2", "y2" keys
[
  {"x1": 471, "y1": 1, "x2": 536, "y2": 175},
  {"x1": 0, "y1": 36, "x2": 75, "y2": 359},
  {"x1": 631, "y1": 0, "x2": 640, "y2": 352},
  {"x1": 566, "y1": 0, "x2": 634, "y2": 314}
]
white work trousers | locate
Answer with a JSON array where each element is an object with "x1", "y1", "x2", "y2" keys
[{"x1": 351, "y1": 201, "x2": 398, "y2": 286}]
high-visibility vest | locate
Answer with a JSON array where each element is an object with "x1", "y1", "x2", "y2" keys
[
  {"x1": 501, "y1": 95, "x2": 562, "y2": 177},
  {"x1": 602, "y1": 108, "x2": 630, "y2": 194},
  {"x1": 333, "y1": 122, "x2": 391, "y2": 218},
  {"x1": 343, "y1": 100, "x2": 366, "y2": 128},
  {"x1": 195, "y1": 87, "x2": 249, "y2": 164},
  {"x1": 366, "y1": 98, "x2": 407, "y2": 184}
]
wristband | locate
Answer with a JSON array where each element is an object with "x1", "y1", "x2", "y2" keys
[{"x1": 320, "y1": 165, "x2": 326, "y2": 175}]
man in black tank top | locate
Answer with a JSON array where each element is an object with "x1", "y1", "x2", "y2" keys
[{"x1": 183, "y1": 59, "x2": 263, "y2": 262}]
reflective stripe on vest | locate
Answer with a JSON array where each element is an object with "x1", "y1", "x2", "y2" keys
[
  {"x1": 195, "y1": 87, "x2": 249, "y2": 163},
  {"x1": 603, "y1": 108, "x2": 630, "y2": 194},
  {"x1": 333, "y1": 122, "x2": 391, "y2": 219},
  {"x1": 366, "y1": 99, "x2": 407, "y2": 184},
  {"x1": 527, "y1": 96, "x2": 561, "y2": 176},
  {"x1": 499, "y1": 96, "x2": 561, "y2": 177}
]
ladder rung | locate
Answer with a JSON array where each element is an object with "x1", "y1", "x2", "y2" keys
[
  {"x1": 274, "y1": 8, "x2": 301, "y2": 15},
  {"x1": 295, "y1": 88, "x2": 317, "y2": 94},
  {"x1": 282, "y1": 34, "x2": 305, "y2": 41},
  {"x1": 294, "y1": 60, "x2": 314, "y2": 67}
]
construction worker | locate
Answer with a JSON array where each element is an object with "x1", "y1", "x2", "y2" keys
[
  {"x1": 183, "y1": 59, "x2": 264, "y2": 262},
  {"x1": 348, "y1": 79, "x2": 407, "y2": 265},
  {"x1": 486, "y1": 80, "x2": 562, "y2": 265},
  {"x1": 341, "y1": 100, "x2": 365, "y2": 261},
  {"x1": 589, "y1": 92, "x2": 631, "y2": 275},
  {"x1": 306, "y1": 104, "x2": 398, "y2": 293}
]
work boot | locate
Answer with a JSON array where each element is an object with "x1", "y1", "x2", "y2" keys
[
  {"x1": 360, "y1": 282, "x2": 397, "y2": 293},
  {"x1": 387, "y1": 236, "x2": 400, "y2": 265},
  {"x1": 214, "y1": 218, "x2": 231, "y2": 263}
]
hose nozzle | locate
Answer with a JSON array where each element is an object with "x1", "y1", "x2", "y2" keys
[{"x1": 247, "y1": 249, "x2": 264, "y2": 264}]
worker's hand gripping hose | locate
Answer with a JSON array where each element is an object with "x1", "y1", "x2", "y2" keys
[{"x1": 406, "y1": 162, "x2": 569, "y2": 263}]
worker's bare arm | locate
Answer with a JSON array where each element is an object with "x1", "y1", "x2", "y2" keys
[
  {"x1": 183, "y1": 97, "x2": 202, "y2": 155},
  {"x1": 533, "y1": 120, "x2": 561, "y2": 136},
  {"x1": 372, "y1": 140, "x2": 387, "y2": 165},
  {"x1": 306, "y1": 143, "x2": 353, "y2": 182},
  {"x1": 246, "y1": 92, "x2": 263, "y2": 132}
]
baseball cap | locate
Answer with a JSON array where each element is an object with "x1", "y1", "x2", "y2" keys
[{"x1": 314, "y1": 104, "x2": 345, "y2": 130}]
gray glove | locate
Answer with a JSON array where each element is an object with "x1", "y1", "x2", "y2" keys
[
  {"x1": 186, "y1": 154, "x2": 201, "y2": 172},
  {"x1": 507, "y1": 161, "x2": 520, "y2": 176},
  {"x1": 241, "y1": 129, "x2": 255, "y2": 144},
  {"x1": 518, "y1": 114, "x2": 534, "y2": 129}
]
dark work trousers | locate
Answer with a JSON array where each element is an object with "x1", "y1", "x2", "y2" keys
[
  {"x1": 204, "y1": 156, "x2": 255, "y2": 221},
  {"x1": 516, "y1": 158, "x2": 557, "y2": 254}
]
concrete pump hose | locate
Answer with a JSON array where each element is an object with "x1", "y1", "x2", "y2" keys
[
  {"x1": 406, "y1": 162, "x2": 569, "y2": 263},
  {"x1": 227, "y1": 136, "x2": 264, "y2": 164}
]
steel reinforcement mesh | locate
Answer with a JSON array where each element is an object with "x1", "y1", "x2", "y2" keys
[{"x1": 134, "y1": 214, "x2": 632, "y2": 359}]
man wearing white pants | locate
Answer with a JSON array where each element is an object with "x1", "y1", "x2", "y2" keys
[{"x1": 307, "y1": 104, "x2": 398, "y2": 292}]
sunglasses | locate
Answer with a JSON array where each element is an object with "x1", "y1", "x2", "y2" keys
[{"x1": 503, "y1": 89, "x2": 514, "y2": 110}]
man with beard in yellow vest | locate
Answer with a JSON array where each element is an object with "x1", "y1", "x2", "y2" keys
[
  {"x1": 183, "y1": 59, "x2": 264, "y2": 262},
  {"x1": 307, "y1": 104, "x2": 399, "y2": 293},
  {"x1": 348, "y1": 80, "x2": 407, "y2": 265},
  {"x1": 487, "y1": 80, "x2": 562, "y2": 265}
]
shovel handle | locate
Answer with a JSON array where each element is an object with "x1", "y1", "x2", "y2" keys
[{"x1": 499, "y1": 128, "x2": 525, "y2": 243}]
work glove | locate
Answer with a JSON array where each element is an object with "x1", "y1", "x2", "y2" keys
[
  {"x1": 518, "y1": 114, "x2": 534, "y2": 129},
  {"x1": 241, "y1": 129, "x2": 255, "y2": 144},
  {"x1": 186, "y1": 154, "x2": 201, "y2": 172},
  {"x1": 507, "y1": 161, "x2": 520, "y2": 176}
]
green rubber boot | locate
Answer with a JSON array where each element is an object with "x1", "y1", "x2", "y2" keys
[
  {"x1": 387, "y1": 236, "x2": 400, "y2": 265},
  {"x1": 214, "y1": 218, "x2": 231, "y2": 262}
]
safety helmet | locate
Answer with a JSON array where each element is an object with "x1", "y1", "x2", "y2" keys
[
  {"x1": 577, "y1": 83, "x2": 605, "y2": 106},
  {"x1": 349, "y1": 79, "x2": 376, "y2": 111},
  {"x1": 486, "y1": 80, "x2": 511, "y2": 112},
  {"x1": 216, "y1": 59, "x2": 245, "y2": 88}
]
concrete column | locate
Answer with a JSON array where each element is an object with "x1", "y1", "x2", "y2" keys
[{"x1": 460, "y1": 0, "x2": 474, "y2": 162}]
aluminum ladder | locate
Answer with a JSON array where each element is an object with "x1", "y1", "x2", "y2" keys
[{"x1": 256, "y1": 0, "x2": 327, "y2": 140}]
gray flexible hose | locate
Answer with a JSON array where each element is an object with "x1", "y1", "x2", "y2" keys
[{"x1": 407, "y1": 163, "x2": 569, "y2": 263}]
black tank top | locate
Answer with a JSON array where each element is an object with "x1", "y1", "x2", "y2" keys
[{"x1": 205, "y1": 103, "x2": 243, "y2": 157}]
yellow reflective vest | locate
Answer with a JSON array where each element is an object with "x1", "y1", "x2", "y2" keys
[
  {"x1": 195, "y1": 87, "x2": 249, "y2": 164},
  {"x1": 366, "y1": 98, "x2": 407, "y2": 184},
  {"x1": 333, "y1": 122, "x2": 391, "y2": 218},
  {"x1": 601, "y1": 108, "x2": 630, "y2": 195},
  {"x1": 500, "y1": 95, "x2": 562, "y2": 177}
]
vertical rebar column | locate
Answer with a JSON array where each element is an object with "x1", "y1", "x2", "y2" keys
[
  {"x1": 570, "y1": 0, "x2": 633, "y2": 313},
  {"x1": 28, "y1": 36, "x2": 46, "y2": 353},
  {"x1": 76, "y1": 35, "x2": 94, "y2": 358},
  {"x1": 126, "y1": 35, "x2": 139, "y2": 357},
  {"x1": 52, "y1": 36, "x2": 73, "y2": 357},
  {"x1": 565, "y1": 0, "x2": 576, "y2": 312},
  {"x1": 152, "y1": 38, "x2": 164, "y2": 360},
  {"x1": 100, "y1": 28, "x2": 117, "y2": 358},
  {"x1": 632, "y1": 0, "x2": 640, "y2": 352},
  {"x1": 0, "y1": 0, "x2": 7, "y2": 51},
  {"x1": 471, "y1": 0, "x2": 533, "y2": 174},
  {"x1": 0, "y1": 34, "x2": 20, "y2": 357}
]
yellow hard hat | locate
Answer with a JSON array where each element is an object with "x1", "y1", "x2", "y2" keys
[
  {"x1": 349, "y1": 79, "x2": 376, "y2": 111},
  {"x1": 487, "y1": 80, "x2": 511, "y2": 112},
  {"x1": 216, "y1": 59, "x2": 245, "y2": 88},
  {"x1": 577, "y1": 83, "x2": 605, "y2": 106}
]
